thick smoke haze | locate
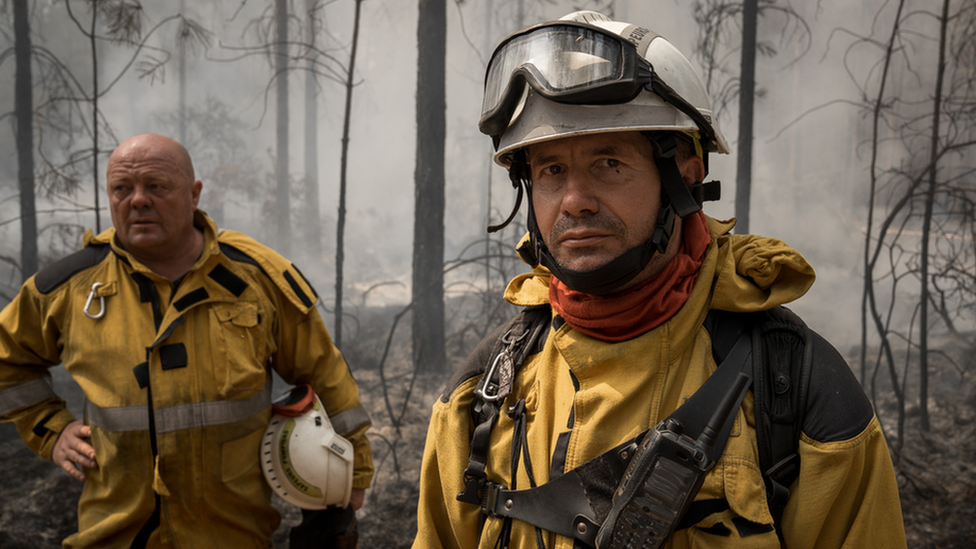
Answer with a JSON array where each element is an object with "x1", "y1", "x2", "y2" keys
[{"x1": 0, "y1": 0, "x2": 941, "y2": 352}]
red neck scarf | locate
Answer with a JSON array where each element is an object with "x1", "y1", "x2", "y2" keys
[{"x1": 549, "y1": 212, "x2": 711, "y2": 342}]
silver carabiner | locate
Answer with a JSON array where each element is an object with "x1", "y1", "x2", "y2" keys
[
  {"x1": 477, "y1": 353, "x2": 506, "y2": 402},
  {"x1": 84, "y1": 282, "x2": 106, "y2": 320}
]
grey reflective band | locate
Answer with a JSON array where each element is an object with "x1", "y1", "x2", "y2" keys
[
  {"x1": 329, "y1": 405, "x2": 371, "y2": 435},
  {"x1": 86, "y1": 381, "x2": 272, "y2": 433},
  {"x1": 0, "y1": 375, "x2": 57, "y2": 416}
]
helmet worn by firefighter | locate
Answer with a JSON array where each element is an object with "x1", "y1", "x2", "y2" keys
[
  {"x1": 480, "y1": 10, "x2": 729, "y2": 295},
  {"x1": 262, "y1": 384, "x2": 354, "y2": 509}
]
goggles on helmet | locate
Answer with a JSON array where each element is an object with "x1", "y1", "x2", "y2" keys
[{"x1": 479, "y1": 21, "x2": 717, "y2": 149}]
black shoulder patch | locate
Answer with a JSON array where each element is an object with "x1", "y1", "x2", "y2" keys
[
  {"x1": 802, "y1": 330, "x2": 875, "y2": 443},
  {"x1": 282, "y1": 270, "x2": 313, "y2": 308},
  {"x1": 34, "y1": 245, "x2": 111, "y2": 295},
  {"x1": 219, "y1": 243, "x2": 270, "y2": 278},
  {"x1": 208, "y1": 264, "x2": 249, "y2": 297},
  {"x1": 292, "y1": 264, "x2": 319, "y2": 299}
]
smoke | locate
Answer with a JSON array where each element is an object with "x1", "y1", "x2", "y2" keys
[{"x1": 0, "y1": 0, "x2": 947, "y2": 353}]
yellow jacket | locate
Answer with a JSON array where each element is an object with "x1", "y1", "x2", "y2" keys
[
  {"x1": 413, "y1": 217, "x2": 906, "y2": 549},
  {"x1": 0, "y1": 211, "x2": 373, "y2": 549}
]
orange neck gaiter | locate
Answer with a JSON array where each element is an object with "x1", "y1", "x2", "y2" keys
[{"x1": 549, "y1": 212, "x2": 711, "y2": 342}]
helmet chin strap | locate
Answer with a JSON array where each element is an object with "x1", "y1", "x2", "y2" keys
[{"x1": 503, "y1": 133, "x2": 720, "y2": 296}]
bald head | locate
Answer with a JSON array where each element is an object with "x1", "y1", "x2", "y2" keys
[{"x1": 108, "y1": 133, "x2": 195, "y2": 184}]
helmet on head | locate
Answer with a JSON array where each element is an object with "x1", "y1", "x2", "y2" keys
[
  {"x1": 479, "y1": 11, "x2": 727, "y2": 295},
  {"x1": 261, "y1": 384, "x2": 354, "y2": 509},
  {"x1": 480, "y1": 10, "x2": 729, "y2": 167}
]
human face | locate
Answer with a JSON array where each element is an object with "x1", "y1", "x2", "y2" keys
[
  {"x1": 528, "y1": 132, "x2": 662, "y2": 275},
  {"x1": 106, "y1": 134, "x2": 202, "y2": 262}
]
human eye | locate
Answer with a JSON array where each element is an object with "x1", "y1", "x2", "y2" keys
[
  {"x1": 110, "y1": 182, "x2": 131, "y2": 197},
  {"x1": 531, "y1": 164, "x2": 563, "y2": 191},
  {"x1": 542, "y1": 165, "x2": 564, "y2": 177}
]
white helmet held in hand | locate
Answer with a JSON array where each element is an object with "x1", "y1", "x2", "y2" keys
[{"x1": 261, "y1": 384, "x2": 354, "y2": 509}]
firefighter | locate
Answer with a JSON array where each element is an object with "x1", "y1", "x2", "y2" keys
[
  {"x1": 412, "y1": 11, "x2": 907, "y2": 549},
  {"x1": 0, "y1": 133, "x2": 372, "y2": 548}
]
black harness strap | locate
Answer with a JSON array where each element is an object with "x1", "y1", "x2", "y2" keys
[
  {"x1": 480, "y1": 325, "x2": 754, "y2": 545},
  {"x1": 458, "y1": 306, "x2": 551, "y2": 507},
  {"x1": 460, "y1": 305, "x2": 811, "y2": 545}
]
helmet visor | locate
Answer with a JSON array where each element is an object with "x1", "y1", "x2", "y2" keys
[{"x1": 480, "y1": 23, "x2": 645, "y2": 137}]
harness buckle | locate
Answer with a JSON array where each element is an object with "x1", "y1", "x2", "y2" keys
[
  {"x1": 457, "y1": 469, "x2": 487, "y2": 505},
  {"x1": 481, "y1": 481, "x2": 506, "y2": 517}
]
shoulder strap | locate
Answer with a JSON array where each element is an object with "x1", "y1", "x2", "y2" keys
[
  {"x1": 456, "y1": 305, "x2": 551, "y2": 506},
  {"x1": 750, "y1": 306, "x2": 811, "y2": 534},
  {"x1": 705, "y1": 306, "x2": 811, "y2": 536}
]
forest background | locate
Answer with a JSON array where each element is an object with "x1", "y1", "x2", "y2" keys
[{"x1": 1, "y1": 0, "x2": 974, "y2": 547}]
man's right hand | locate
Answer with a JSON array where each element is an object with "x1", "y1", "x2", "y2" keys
[{"x1": 52, "y1": 419, "x2": 97, "y2": 481}]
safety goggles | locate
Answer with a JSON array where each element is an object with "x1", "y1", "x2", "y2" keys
[{"x1": 478, "y1": 22, "x2": 716, "y2": 147}]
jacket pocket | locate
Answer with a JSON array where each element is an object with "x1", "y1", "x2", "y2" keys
[
  {"x1": 679, "y1": 457, "x2": 779, "y2": 547},
  {"x1": 210, "y1": 301, "x2": 270, "y2": 399}
]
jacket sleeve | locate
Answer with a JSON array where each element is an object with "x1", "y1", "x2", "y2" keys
[
  {"x1": 780, "y1": 332, "x2": 907, "y2": 548},
  {"x1": 0, "y1": 280, "x2": 76, "y2": 461},
  {"x1": 412, "y1": 380, "x2": 485, "y2": 549},
  {"x1": 271, "y1": 296, "x2": 374, "y2": 490}
]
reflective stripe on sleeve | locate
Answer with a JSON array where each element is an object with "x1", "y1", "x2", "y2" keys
[
  {"x1": 0, "y1": 376, "x2": 57, "y2": 416},
  {"x1": 329, "y1": 404, "x2": 371, "y2": 435},
  {"x1": 86, "y1": 381, "x2": 272, "y2": 433}
]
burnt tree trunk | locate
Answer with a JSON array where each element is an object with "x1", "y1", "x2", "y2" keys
[
  {"x1": 335, "y1": 0, "x2": 364, "y2": 347},
  {"x1": 304, "y1": 0, "x2": 322, "y2": 259},
  {"x1": 734, "y1": 0, "x2": 758, "y2": 234},
  {"x1": 412, "y1": 0, "x2": 447, "y2": 372},
  {"x1": 14, "y1": 0, "x2": 37, "y2": 279},
  {"x1": 275, "y1": 0, "x2": 291, "y2": 257},
  {"x1": 918, "y1": 0, "x2": 952, "y2": 432}
]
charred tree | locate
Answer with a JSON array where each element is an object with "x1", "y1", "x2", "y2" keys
[
  {"x1": 734, "y1": 0, "x2": 758, "y2": 233},
  {"x1": 917, "y1": 0, "x2": 952, "y2": 432},
  {"x1": 412, "y1": 0, "x2": 447, "y2": 372},
  {"x1": 304, "y1": 0, "x2": 322, "y2": 259},
  {"x1": 692, "y1": 0, "x2": 810, "y2": 234},
  {"x1": 846, "y1": 0, "x2": 976, "y2": 446},
  {"x1": 14, "y1": 0, "x2": 37, "y2": 279},
  {"x1": 334, "y1": 0, "x2": 364, "y2": 348},
  {"x1": 274, "y1": 0, "x2": 291, "y2": 257}
]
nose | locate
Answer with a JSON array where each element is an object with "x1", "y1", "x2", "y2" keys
[
  {"x1": 129, "y1": 185, "x2": 152, "y2": 209},
  {"x1": 560, "y1": 170, "x2": 600, "y2": 218}
]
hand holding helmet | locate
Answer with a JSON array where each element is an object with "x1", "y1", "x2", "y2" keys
[{"x1": 262, "y1": 384, "x2": 355, "y2": 510}]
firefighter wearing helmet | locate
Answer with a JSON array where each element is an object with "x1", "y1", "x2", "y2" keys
[{"x1": 413, "y1": 10, "x2": 907, "y2": 549}]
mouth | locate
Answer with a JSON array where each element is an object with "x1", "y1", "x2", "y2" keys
[{"x1": 557, "y1": 230, "x2": 613, "y2": 248}]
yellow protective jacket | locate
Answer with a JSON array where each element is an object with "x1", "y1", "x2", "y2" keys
[
  {"x1": 413, "y1": 217, "x2": 906, "y2": 549},
  {"x1": 0, "y1": 211, "x2": 373, "y2": 549}
]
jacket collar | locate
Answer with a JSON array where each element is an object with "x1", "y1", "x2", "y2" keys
[{"x1": 83, "y1": 209, "x2": 221, "y2": 277}]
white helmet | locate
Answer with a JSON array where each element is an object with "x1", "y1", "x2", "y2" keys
[
  {"x1": 479, "y1": 10, "x2": 729, "y2": 167},
  {"x1": 261, "y1": 384, "x2": 354, "y2": 509}
]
